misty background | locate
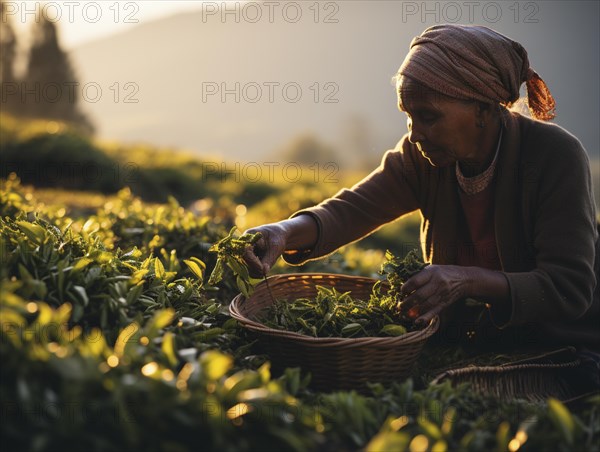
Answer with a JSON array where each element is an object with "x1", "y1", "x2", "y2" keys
[
  {"x1": 2, "y1": 1, "x2": 599, "y2": 169},
  {"x1": 75, "y1": 1, "x2": 600, "y2": 165}
]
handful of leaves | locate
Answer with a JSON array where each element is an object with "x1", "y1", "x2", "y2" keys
[
  {"x1": 374, "y1": 249, "x2": 429, "y2": 312},
  {"x1": 263, "y1": 250, "x2": 429, "y2": 338},
  {"x1": 207, "y1": 227, "x2": 262, "y2": 296}
]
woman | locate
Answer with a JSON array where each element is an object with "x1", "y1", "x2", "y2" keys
[{"x1": 244, "y1": 25, "x2": 599, "y2": 388}]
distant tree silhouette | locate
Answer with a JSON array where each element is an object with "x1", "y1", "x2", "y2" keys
[
  {"x1": 22, "y1": 11, "x2": 94, "y2": 133},
  {"x1": 0, "y1": 1, "x2": 20, "y2": 112},
  {"x1": 0, "y1": 2, "x2": 94, "y2": 134},
  {"x1": 280, "y1": 134, "x2": 340, "y2": 167}
]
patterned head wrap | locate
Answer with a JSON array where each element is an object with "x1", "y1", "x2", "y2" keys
[{"x1": 398, "y1": 24, "x2": 556, "y2": 120}]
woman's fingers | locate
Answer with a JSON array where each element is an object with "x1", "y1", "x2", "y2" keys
[
  {"x1": 399, "y1": 266, "x2": 433, "y2": 298},
  {"x1": 415, "y1": 303, "x2": 445, "y2": 327},
  {"x1": 402, "y1": 293, "x2": 443, "y2": 322},
  {"x1": 398, "y1": 265, "x2": 469, "y2": 323},
  {"x1": 243, "y1": 242, "x2": 267, "y2": 277},
  {"x1": 399, "y1": 282, "x2": 437, "y2": 313},
  {"x1": 398, "y1": 267, "x2": 436, "y2": 314},
  {"x1": 242, "y1": 224, "x2": 288, "y2": 277}
]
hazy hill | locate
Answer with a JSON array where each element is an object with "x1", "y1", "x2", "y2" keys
[{"x1": 70, "y1": 1, "x2": 599, "y2": 166}]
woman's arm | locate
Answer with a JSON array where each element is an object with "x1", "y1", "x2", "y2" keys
[
  {"x1": 282, "y1": 139, "x2": 424, "y2": 264},
  {"x1": 245, "y1": 136, "x2": 424, "y2": 273}
]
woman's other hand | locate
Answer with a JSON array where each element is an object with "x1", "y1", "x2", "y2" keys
[
  {"x1": 398, "y1": 264, "x2": 510, "y2": 327},
  {"x1": 399, "y1": 265, "x2": 471, "y2": 326}
]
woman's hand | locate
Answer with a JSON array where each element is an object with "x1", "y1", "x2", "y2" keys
[
  {"x1": 399, "y1": 265, "x2": 472, "y2": 326},
  {"x1": 242, "y1": 223, "x2": 289, "y2": 278},
  {"x1": 399, "y1": 265, "x2": 511, "y2": 327},
  {"x1": 242, "y1": 215, "x2": 320, "y2": 278}
]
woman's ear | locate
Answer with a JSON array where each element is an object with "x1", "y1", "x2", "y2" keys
[
  {"x1": 475, "y1": 102, "x2": 499, "y2": 128},
  {"x1": 476, "y1": 102, "x2": 492, "y2": 118}
]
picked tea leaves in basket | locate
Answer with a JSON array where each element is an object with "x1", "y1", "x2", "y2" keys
[
  {"x1": 229, "y1": 250, "x2": 438, "y2": 391},
  {"x1": 230, "y1": 274, "x2": 439, "y2": 391}
]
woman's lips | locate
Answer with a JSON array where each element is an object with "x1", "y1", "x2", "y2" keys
[{"x1": 420, "y1": 148, "x2": 452, "y2": 167}]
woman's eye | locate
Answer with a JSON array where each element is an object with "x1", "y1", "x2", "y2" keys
[{"x1": 406, "y1": 112, "x2": 438, "y2": 126}]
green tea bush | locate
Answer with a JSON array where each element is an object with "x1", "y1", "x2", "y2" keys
[{"x1": 1, "y1": 177, "x2": 598, "y2": 452}]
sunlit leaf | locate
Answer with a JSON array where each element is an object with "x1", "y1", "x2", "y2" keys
[
  {"x1": 151, "y1": 309, "x2": 175, "y2": 331},
  {"x1": 189, "y1": 256, "x2": 206, "y2": 270},
  {"x1": 200, "y1": 350, "x2": 233, "y2": 381},
  {"x1": 72, "y1": 257, "x2": 93, "y2": 273},
  {"x1": 122, "y1": 247, "x2": 142, "y2": 259},
  {"x1": 207, "y1": 260, "x2": 224, "y2": 286},
  {"x1": 418, "y1": 417, "x2": 443, "y2": 440},
  {"x1": 130, "y1": 269, "x2": 149, "y2": 285},
  {"x1": 431, "y1": 440, "x2": 448, "y2": 452},
  {"x1": 34, "y1": 303, "x2": 53, "y2": 326},
  {"x1": 258, "y1": 362, "x2": 271, "y2": 384},
  {"x1": 80, "y1": 328, "x2": 109, "y2": 358},
  {"x1": 236, "y1": 275, "x2": 253, "y2": 297},
  {"x1": 380, "y1": 324, "x2": 407, "y2": 336},
  {"x1": 224, "y1": 371, "x2": 262, "y2": 400},
  {"x1": 366, "y1": 431, "x2": 410, "y2": 452},
  {"x1": 496, "y1": 421, "x2": 511, "y2": 452},
  {"x1": 548, "y1": 398, "x2": 575, "y2": 444},
  {"x1": 16, "y1": 221, "x2": 46, "y2": 245},
  {"x1": 154, "y1": 258, "x2": 166, "y2": 280},
  {"x1": 164, "y1": 271, "x2": 177, "y2": 283},
  {"x1": 114, "y1": 323, "x2": 140, "y2": 358},
  {"x1": 1, "y1": 290, "x2": 26, "y2": 307},
  {"x1": 184, "y1": 259, "x2": 205, "y2": 282},
  {"x1": 441, "y1": 407, "x2": 456, "y2": 436},
  {"x1": 53, "y1": 303, "x2": 72, "y2": 326},
  {"x1": 161, "y1": 332, "x2": 177, "y2": 367},
  {"x1": 89, "y1": 250, "x2": 113, "y2": 264}
]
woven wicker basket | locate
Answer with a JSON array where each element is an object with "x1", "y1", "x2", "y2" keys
[
  {"x1": 430, "y1": 347, "x2": 584, "y2": 402},
  {"x1": 229, "y1": 273, "x2": 439, "y2": 392}
]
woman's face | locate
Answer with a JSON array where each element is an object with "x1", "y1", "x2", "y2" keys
[{"x1": 398, "y1": 77, "x2": 482, "y2": 168}]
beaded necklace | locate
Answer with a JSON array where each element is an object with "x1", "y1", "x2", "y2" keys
[{"x1": 456, "y1": 128, "x2": 503, "y2": 195}]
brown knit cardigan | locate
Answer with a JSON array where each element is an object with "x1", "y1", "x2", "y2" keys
[{"x1": 285, "y1": 110, "x2": 599, "y2": 350}]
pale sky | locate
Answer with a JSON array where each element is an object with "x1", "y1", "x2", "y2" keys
[{"x1": 9, "y1": 1, "x2": 214, "y2": 49}]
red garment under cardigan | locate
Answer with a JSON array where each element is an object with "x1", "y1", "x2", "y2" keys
[{"x1": 456, "y1": 180, "x2": 502, "y2": 271}]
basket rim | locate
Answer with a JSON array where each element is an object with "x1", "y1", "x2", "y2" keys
[{"x1": 229, "y1": 272, "x2": 439, "y2": 346}]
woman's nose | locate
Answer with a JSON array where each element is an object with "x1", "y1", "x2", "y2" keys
[{"x1": 407, "y1": 118, "x2": 425, "y2": 144}]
